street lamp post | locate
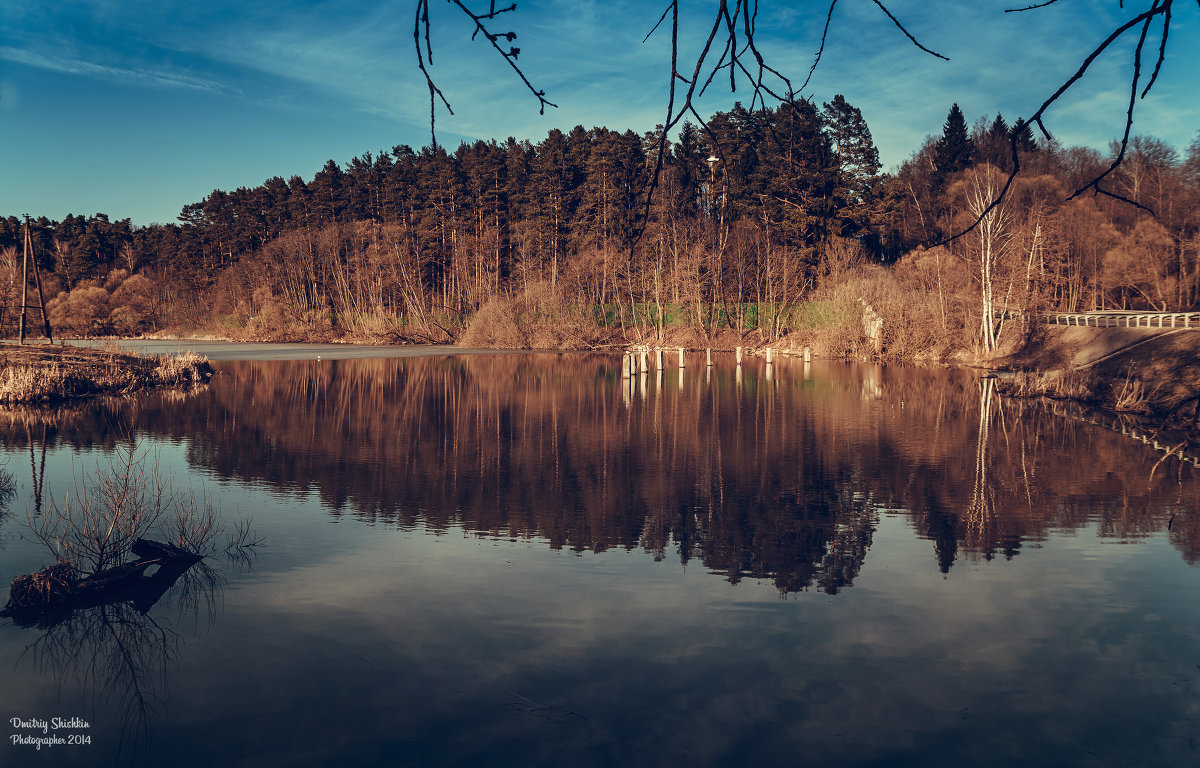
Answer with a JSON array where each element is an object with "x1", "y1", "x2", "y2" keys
[{"x1": 706, "y1": 155, "x2": 719, "y2": 218}]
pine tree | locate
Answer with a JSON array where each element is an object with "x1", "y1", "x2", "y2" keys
[
  {"x1": 384, "y1": 146, "x2": 419, "y2": 225},
  {"x1": 934, "y1": 103, "x2": 973, "y2": 175},
  {"x1": 1011, "y1": 118, "x2": 1037, "y2": 154},
  {"x1": 456, "y1": 139, "x2": 508, "y2": 297},
  {"x1": 759, "y1": 99, "x2": 836, "y2": 249},
  {"x1": 823, "y1": 95, "x2": 881, "y2": 189},
  {"x1": 989, "y1": 113, "x2": 1010, "y2": 142},
  {"x1": 822, "y1": 95, "x2": 883, "y2": 236},
  {"x1": 309, "y1": 160, "x2": 348, "y2": 223},
  {"x1": 528, "y1": 129, "x2": 581, "y2": 288},
  {"x1": 261, "y1": 176, "x2": 292, "y2": 239},
  {"x1": 671, "y1": 121, "x2": 704, "y2": 218},
  {"x1": 345, "y1": 152, "x2": 382, "y2": 222},
  {"x1": 974, "y1": 113, "x2": 1011, "y2": 170}
]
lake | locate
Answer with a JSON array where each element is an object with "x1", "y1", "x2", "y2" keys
[{"x1": 1, "y1": 349, "x2": 1198, "y2": 767}]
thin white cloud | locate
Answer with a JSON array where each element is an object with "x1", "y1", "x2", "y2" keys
[{"x1": 0, "y1": 45, "x2": 231, "y2": 93}]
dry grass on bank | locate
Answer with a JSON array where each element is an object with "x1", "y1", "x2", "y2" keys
[
  {"x1": 0, "y1": 344, "x2": 212, "y2": 405},
  {"x1": 994, "y1": 370, "x2": 1098, "y2": 402},
  {"x1": 1111, "y1": 375, "x2": 1151, "y2": 414},
  {"x1": 993, "y1": 326, "x2": 1200, "y2": 428}
]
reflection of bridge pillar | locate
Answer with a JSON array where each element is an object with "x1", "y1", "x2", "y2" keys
[{"x1": 861, "y1": 364, "x2": 883, "y2": 400}]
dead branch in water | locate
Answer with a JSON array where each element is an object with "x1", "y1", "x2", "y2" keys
[{"x1": 5, "y1": 440, "x2": 264, "y2": 621}]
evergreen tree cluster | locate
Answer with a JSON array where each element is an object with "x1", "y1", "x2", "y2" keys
[{"x1": 0, "y1": 97, "x2": 882, "y2": 301}]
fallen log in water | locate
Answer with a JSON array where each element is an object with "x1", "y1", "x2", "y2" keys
[{"x1": 1, "y1": 539, "x2": 204, "y2": 621}]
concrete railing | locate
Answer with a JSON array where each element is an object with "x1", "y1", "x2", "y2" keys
[{"x1": 994, "y1": 309, "x2": 1200, "y2": 329}]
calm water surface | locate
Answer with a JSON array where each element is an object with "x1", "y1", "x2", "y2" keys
[{"x1": 1, "y1": 352, "x2": 1198, "y2": 767}]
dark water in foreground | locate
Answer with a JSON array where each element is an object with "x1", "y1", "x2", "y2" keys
[{"x1": 1, "y1": 353, "x2": 1198, "y2": 767}]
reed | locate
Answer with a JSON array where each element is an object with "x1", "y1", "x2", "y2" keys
[
  {"x1": 0, "y1": 347, "x2": 211, "y2": 404},
  {"x1": 994, "y1": 370, "x2": 1097, "y2": 401},
  {"x1": 1112, "y1": 373, "x2": 1150, "y2": 413}
]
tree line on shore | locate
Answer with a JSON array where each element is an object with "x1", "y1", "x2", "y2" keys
[{"x1": 3, "y1": 99, "x2": 1198, "y2": 354}]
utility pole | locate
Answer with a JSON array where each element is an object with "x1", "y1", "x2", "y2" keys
[{"x1": 18, "y1": 215, "x2": 53, "y2": 345}]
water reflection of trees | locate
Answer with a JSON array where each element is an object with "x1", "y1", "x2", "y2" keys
[
  {"x1": 0, "y1": 458, "x2": 14, "y2": 546},
  {"x1": 2, "y1": 355, "x2": 1198, "y2": 590},
  {"x1": 0, "y1": 406, "x2": 239, "y2": 756},
  {"x1": 10, "y1": 559, "x2": 224, "y2": 755}
]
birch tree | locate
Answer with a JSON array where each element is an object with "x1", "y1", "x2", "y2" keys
[{"x1": 963, "y1": 165, "x2": 1011, "y2": 353}]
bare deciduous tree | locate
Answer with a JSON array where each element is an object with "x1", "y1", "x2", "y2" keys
[{"x1": 962, "y1": 165, "x2": 1012, "y2": 353}]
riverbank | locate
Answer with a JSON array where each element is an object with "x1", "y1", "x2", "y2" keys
[
  {"x1": 992, "y1": 325, "x2": 1200, "y2": 431},
  {"x1": 9, "y1": 320, "x2": 1197, "y2": 433},
  {"x1": 0, "y1": 343, "x2": 213, "y2": 404}
]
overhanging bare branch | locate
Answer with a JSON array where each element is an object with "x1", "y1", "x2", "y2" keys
[
  {"x1": 942, "y1": 1, "x2": 1175, "y2": 245},
  {"x1": 414, "y1": 0, "x2": 557, "y2": 149}
]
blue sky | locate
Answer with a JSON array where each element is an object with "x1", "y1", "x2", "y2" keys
[{"x1": 2, "y1": 0, "x2": 1197, "y2": 226}]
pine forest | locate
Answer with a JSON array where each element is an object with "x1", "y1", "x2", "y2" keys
[{"x1": 4, "y1": 99, "x2": 1199, "y2": 358}]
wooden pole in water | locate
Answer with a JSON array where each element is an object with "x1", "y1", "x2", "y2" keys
[
  {"x1": 678, "y1": 347, "x2": 685, "y2": 368},
  {"x1": 656, "y1": 347, "x2": 664, "y2": 369},
  {"x1": 621, "y1": 353, "x2": 631, "y2": 379},
  {"x1": 706, "y1": 348, "x2": 712, "y2": 367},
  {"x1": 640, "y1": 348, "x2": 649, "y2": 373},
  {"x1": 765, "y1": 347, "x2": 774, "y2": 365},
  {"x1": 803, "y1": 346, "x2": 811, "y2": 363},
  {"x1": 735, "y1": 346, "x2": 743, "y2": 365}
]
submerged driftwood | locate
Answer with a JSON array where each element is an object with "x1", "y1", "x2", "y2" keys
[{"x1": 1, "y1": 539, "x2": 203, "y2": 623}]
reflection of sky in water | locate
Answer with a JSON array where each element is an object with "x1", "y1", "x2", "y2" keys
[{"x1": 0, "y1": 357, "x2": 1198, "y2": 767}]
